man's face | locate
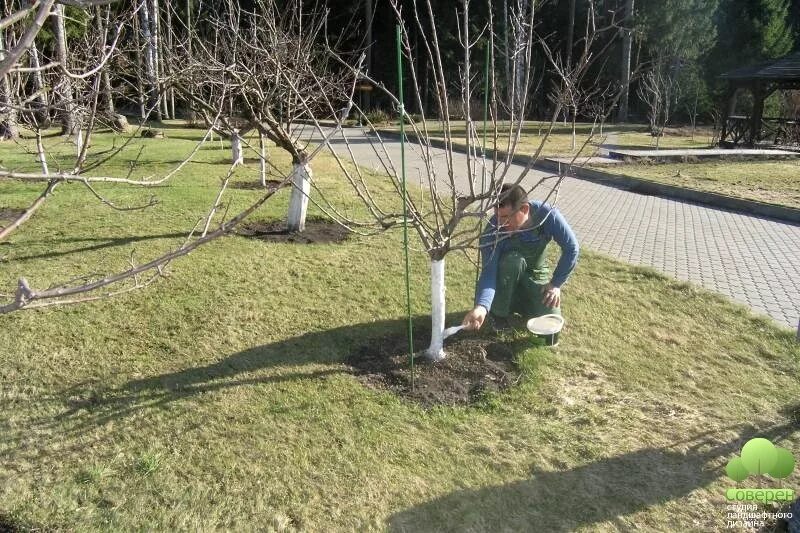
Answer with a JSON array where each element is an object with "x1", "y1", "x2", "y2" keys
[{"x1": 496, "y1": 203, "x2": 530, "y2": 232}]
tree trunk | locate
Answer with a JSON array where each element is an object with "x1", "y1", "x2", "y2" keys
[
  {"x1": 139, "y1": 0, "x2": 160, "y2": 119},
  {"x1": 0, "y1": 29, "x2": 19, "y2": 140},
  {"x1": 185, "y1": 0, "x2": 196, "y2": 122},
  {"x1": 513, "y1": 23, "x2": 525, "y2": 119},
  {"x1": 75, "y1": 129, "x2": 84, "y2": 157},
  {"x1": 566, "y1": 0, "x2": 576, "y2": 130},
  {"x1": 165, "y1": 0, "x2": 176, "y2": 119},
  {"x1": 29, "y1": 43, "x2": 49, "y2": 128},
  {"x1": 287, "y1": 161, "x2": 311, "y2": 232},
  {"x1": 571, "y1": 108, "x2": 577, "y2": 150},
  {"x1": 259, "y1": 133, "x2": 268, "y2": 187},
  {"x1": 617, "y1": 0, "x2": 634, "y2": 123},
  {"x1": 426, "y1": 258, "x2": 446, "y2": 361},
  {"x1": 52, "y1": 5, "x2": 78, "y2": 136},
  {"x1": 95, "y1": 7, "x2": 115, "y2": 117},
  {"x1": 152, "y1": 0, "x2": 169, "y2": 119},
  {"x1": 566, "y1": 0, "x2": 575, "y2": 71},
  {"x1": 503, "y1": 0, "x2": 511, "y2": 112},
  {"x1": 363, "y1": 0, "x2": 372, "y2": 111},
  {"x1": 231, "y1": 129, "x2": 243, "y2": 166}
]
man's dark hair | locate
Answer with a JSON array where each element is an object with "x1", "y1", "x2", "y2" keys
[{"x1": 497, "y1": 183, "x2": 528, "y2": 211}]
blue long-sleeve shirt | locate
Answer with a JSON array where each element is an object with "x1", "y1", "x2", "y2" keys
[{"x1": 475, "y1": 200, "x2": 580, "y2": 311}]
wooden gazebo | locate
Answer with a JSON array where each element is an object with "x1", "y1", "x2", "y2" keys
[{"x1": 718, "y1": 51, "x2": 800, "y2": 147}]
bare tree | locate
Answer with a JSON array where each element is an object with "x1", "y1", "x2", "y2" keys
[
  {"x1": 0, "y1": 0, "x2": 362, "y2": 313},
  {"x1": 637, "y1": 56, "x2": 678, "y2": 148},
  {"x1": 172, "y1": 0, "x2": 355, "y2": 232},
  {"x1": 617, "y1": 0, "x2": 634, "y2": 122},
  {"x1": 308, "y1": 0, "x2": 625, "y2": 361},
  {"x1": 542, "y1": 2, "x2": 623, "y2": 150},
  {"x1": 0, "y1": 96, "x2": 358, "y2": 312}
]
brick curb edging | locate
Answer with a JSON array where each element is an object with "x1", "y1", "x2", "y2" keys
[{"x1": 370, "y1": 128, "x2": 800, "y2": 224}]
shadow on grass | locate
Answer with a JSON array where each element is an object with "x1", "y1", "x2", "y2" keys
[
  {"x1": 51, "y1": 313, "x2": 476, "y2": 429},
  {"x1": 599, "y1": 143, "x2": 673, "y2": 152},
  {"x1": 387, "y1": 407, "x2": 800, "y2": 532},
  {"x1": 12, "y1": 232, "x2": 189, "y2": 262}
]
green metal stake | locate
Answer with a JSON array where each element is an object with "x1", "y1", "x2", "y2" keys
[
  {"x1": 397, "y1": 25, "x2": 415, "y2": 392},
  {"x1": 475, "y1": 42, "x2": 491, "y2": 298},
  {"x1": 483, "y1": 42, "x2": 490, "y2": 190}
]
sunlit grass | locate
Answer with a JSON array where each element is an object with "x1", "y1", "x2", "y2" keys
[
  {"x1": 599, "y1": 159, "x2": 800, "y2": 209},
  {"x1": 0, "y1": 126, "x2": 798, "y2": 531}
]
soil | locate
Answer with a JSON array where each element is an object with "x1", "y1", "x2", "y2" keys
[
  {"x1": 347, "y1": 332, "x2": 521, "y2": 407},
  {"x1": 0, "y1": 208, "x2": 24, "y2": 226},
  {"x1": 228, "y1": 180, "x2": 287, "y2": 191},
  {"x1": 235, "y1": 218, "x2": 349, "y2": 244}
]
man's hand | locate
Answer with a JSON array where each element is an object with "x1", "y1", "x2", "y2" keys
[
  {"x1": 541, "y1": 283, "x2": 561, "y2": 308},
  {"x1": 462, "y1": 306, "x2": 488, "y2": 331}
]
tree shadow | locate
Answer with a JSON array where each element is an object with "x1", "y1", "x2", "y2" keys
[
  {"x1": 388, "y1": 407, "x2": 800, "y2": 532},
  {"x1": 599, "y1": 143, "x2": 670, "y2": 152},
  {"x1": 11, "y1": 232, "x2": 188, "y2": 262},
  {"x1": 49, "y1": 313, "x2": 477, "y2": 433}
]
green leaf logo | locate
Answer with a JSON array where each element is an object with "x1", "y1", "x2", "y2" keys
[
  {"x1": 726, "y1": 457, "x2": 749, "y2": 482},
  {"x1": 768, "y1": 448, "x2": 795, "y2": 479},
  {"x1": 726, "y1": 438, "x2": 795, "y2": 481}
]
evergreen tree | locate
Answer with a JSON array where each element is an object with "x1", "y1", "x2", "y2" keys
[{"x1": 713, "y1": 0, "x2": 794, "y2": 72}]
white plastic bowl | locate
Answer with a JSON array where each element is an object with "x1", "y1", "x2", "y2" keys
[{"x1": 526, "y1": 314, "x2": 565, "y2": 346}]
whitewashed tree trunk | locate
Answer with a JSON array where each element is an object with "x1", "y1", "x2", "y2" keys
[
  {"x1": 287, "y1": 161, "x2": 311, "y2": 231},
  {"x1": 231, "y1": 129, "x2": 243, "y2": 165},
  {"x1": 259, "y1": 133, "x2": 268, "y2": 187},
  {"x1": 426, "y1": 258, "x2": 446, "y2": 361},
  {"x1": 36, "y1": 131, "x2": 49, "y2": 173},
  {"x1": 75, "y1": 129, "x2": 84, "y2": 157}
]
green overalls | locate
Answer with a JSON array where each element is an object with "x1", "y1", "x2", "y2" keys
[{"x1": 490, "y1": 223, "x2": 561, "y2": 319}]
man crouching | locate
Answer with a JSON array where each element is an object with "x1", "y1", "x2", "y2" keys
[{"x1": 462, "y1": 183, "x2": 580, "y2": 332}]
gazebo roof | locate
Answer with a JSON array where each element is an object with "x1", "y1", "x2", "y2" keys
[{"x1": 719, "y1": 51, "x2": 800, "y2": 81}]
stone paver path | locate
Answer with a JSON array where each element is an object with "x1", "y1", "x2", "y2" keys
[{"x1": 310, "y1": 126, "x2": 800, "y2": 329}]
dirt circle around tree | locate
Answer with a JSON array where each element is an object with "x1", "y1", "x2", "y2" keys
[
  {"x1": 0, "y1": 207, "x2": 24, "y2": 222},
  {"x1": 347, "y1": 331, "x2": 521, "y2": 407},
  {"x1": 228, "y1": 180, "x2": 287, "y2": 191},
  {"x1": 0, "y1": 207, "x2": 25, "y2": 230},
  {"x1": 236, "y1": 217, "x2": 350, "y2": 244}
]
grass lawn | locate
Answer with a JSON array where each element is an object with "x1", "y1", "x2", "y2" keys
[
  {"x1": 1, "y1": 126, "x2": 799, "y2": 531},
  {"x1": 601, "y1": 160, "x2": 800, "y2": 210},
  {"x1": 382, "y1": 120, "x2": 713, "y2": 158}
]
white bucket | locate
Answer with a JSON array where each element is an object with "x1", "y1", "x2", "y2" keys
[{"x1": 526, "y1": 314, "x2": 565, "y2": 347}]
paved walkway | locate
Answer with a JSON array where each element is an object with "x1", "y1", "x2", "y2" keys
[{"x1": 311, "y1": 126, "x2": 800, "y2": 329}]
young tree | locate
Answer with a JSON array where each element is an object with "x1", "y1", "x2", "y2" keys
[
  {"x1": 318, "y1": 0, "x2": 619, "y2": 360},
  {"x1": 173, "y1": 0, "x2": 354, "y2": 232}
]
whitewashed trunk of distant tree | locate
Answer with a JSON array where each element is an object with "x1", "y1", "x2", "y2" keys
[
  {"x1": 259, "y1": 133, "x2": 268, "y2": 187},
  {"x1": 75, "y1": 129, "x2": 84, "y2": 157},
  {"x1": 426, "y1": 258, "x2": 446, "y2": 362},
  {"x1": 231, "y1": 129, "x2": 243, "y2": 165},
  {"x1": 287, "y1": 161, "x2": 311, "y2": 231}
]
